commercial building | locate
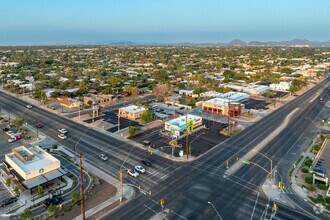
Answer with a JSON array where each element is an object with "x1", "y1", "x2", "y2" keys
[
  {"x1": 202, "y1": 98, "x2": 245, "y2": 117},
  {"x1": 57, "y1": 96, "x2": 81, "y2": 109},
  {"x1": 269, "y1": 81, "x2": 292, "y2": 91},
  {"x1": 4, "y1": 146, "x2": 66, "y2": 192},
  {"x1": 217, "y1": 92, "x2": 249, "y2": 102},
  {"x1": 118, "y1": 105, "x2": 146, "y2": 120},
  {"x1": 165, "y1": 114, "x2": 202, "y2": 136}
]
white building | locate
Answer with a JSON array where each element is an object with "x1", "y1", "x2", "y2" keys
[
  {"x1": 165, "y1": 114, "x2": 202, "y2": 136},
  {"x1": 118, "y1": 105, "x2": 146, "y2": 120},
  {"x1": 269, "y1": 81, "x2": 292, "y2": 91},
  {"x1": 217, "y1": 92, "x2": 249, "y2": 102},
  {"x1": 179, "y1": 90, "x2": 194, "y2": 96},
  {"x1": 4, "y1": 146, "x2": 66, "y2": 190}
]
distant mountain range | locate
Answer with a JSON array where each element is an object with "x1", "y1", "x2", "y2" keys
[{"x1": 97, "y1": 38, "x2": 330, "y2": 47}]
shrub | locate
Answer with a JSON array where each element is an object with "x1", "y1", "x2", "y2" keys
[
  {"x1": 304, "y1": 159, "x2": 313, "y2": 167},
  {"x1": 314, "y1": 145, "x2": 321, "y2": 151},
  {"x1": 305, "y1": 176, "x2": 313, "y2": 184},
  {"x1": 301, "y1": 166, "x2": 309, "y2": 173},
  {"x1": 305, "y1": 185, "x2": 315, "y2": 191},
  {"x1": 325, "y1": 197, "x2": 330, "y2": 204},
  {"x1": 52, "y1": 144, "x2": 58, "y2": 149},
  {"x1": 317, "y1": 183, "x2": 328, "y2": 190}
]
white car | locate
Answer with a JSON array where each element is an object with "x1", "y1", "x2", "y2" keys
[
  {"x1": 8, "y1": 138, "x2": 16, "y2": 143},
  {"x1": 6, "y1": 131, "x2": 14, "y2": 136},
  {"x1": 26, "y1": 105, "x2": 32, "y2": 109},
  {"x1": 99, "y1": 154, "x2": 109, "y2": 161},
  {"x1": 134, "y1": 165, "x2": 146, "y2": 174},
  {"x1": 127, "y1": 169, "x2": 139, "y2": 178},
  {"x1": 58, "y1": 128, "x2": 68, "y2": 134},
  {"x1": 58, "y1": 134, "x2": 67, "y2": 140}
]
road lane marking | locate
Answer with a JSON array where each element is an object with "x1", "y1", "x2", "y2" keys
[{"x1": 249, "y1": 192, "x2": 260, "y2": 220}]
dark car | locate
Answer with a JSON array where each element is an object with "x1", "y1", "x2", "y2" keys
[
  {"x1": 314, "y1": 166, "x2": 326, "y2": 174},
  {"x1": 36, "y1": 123, "x2": 43, "y2": 128},
  {"x1": 141, "y1": 159, "x2": 152, "y2": 166},
  {"x1": 0, "y1": 197, "x2": 18, "y2": 207},
  {"x1": 3, "y1": 127, "x2": 9, "y2": 132},
  {"x1": 44, "y1": 196, "x2": 63, "y2": 208}
]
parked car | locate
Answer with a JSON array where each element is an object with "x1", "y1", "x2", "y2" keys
[
  {"x1": 58, "y1": 134, "x2": 67, "y2": 140},
  {"x1": 314, "y1": 166, "x2": 326, "y2": 174},
  {"x1": 8, "y1": 138, "x2": 16, "y2": 143},
  {"x1": 3, "y1": 127, "x2": 9, "y2": 132},
  {"x1": 134, "y1": 165, "x2": 146, "y2": 174},
  {"x1": 6, "y1": 130, "x2": 14, "y2": 136},
  {"x1": 44, "y1": 196, "x2": 63, "y2": 208},
  {"x1": 142, "y1": 140, "x2": 151, "y2": 146},
  {"x1": 127, "y1": 169, "x2": 139, "y2": 178},
  {"x1": 26, "y1": 105, "x2": 32, "y2": 109},
  {"x1": 99, "y1": 153, "x2": 109, "y2": 161},
  {"x1": 141, "y1": 159, "x2": 152, "y2": 166},
  {"x1": 58, "y1": 128, "x2": 68, "y2": 134},
  {"x1": 35, "y1": 123, "x2": 43, "y2": 128},
  {"x1": 0, "y1": 197, "x2": 18, "y2": 207}
]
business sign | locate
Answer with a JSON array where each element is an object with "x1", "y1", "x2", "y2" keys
[{"x1": 92, "y1": 104, "x2": 99, "y2": 110}]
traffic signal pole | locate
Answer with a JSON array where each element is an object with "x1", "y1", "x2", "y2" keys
[{"x1": 185, "y1": 114, "x2": 189, "y2": 160}]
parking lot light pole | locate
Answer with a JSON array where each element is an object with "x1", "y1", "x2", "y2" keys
[{"x1": 207, "y1": 201, "x2": 223, "y2": 220}]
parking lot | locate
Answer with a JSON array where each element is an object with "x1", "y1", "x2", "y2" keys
[
  {"x1": 130, "y1": 119, "x2": 227, "y2": 157},
  {"x1": 0, "y1": 179, "x2": 21, "y2": 215},
  {"x1": 83, "y1": 110, "x2": 140, "y2": 133},
  {"x1": 242, "y1": 98, "x2": 269, "y2": 110},
  {"x1": 0, "y1": 123, "x2": 30, "y2": 160}
]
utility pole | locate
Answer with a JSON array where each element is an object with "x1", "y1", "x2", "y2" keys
[
  {"x1": 227, "y1": 98, "x2": 231, "y2": 136},
  {"x1": 79, "y1": 154, "x2": 86, "y2": 220},
  {"x1": 118, "y1": 170, "x2": 123, "y2": 203},
  {"x1": 185, "y1": 114, "x2": 189, "y2": 160}
]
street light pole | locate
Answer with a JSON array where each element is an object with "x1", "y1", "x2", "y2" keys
[
  {"x1": 207, "y1": 201, "x2": 223, "y2": 220},
  {"x1": 74, "y1": 126, "x2": 91, "y2": 162},
  {"x1": 251, "y1": 150, "x2": 273, "y2": 181}
]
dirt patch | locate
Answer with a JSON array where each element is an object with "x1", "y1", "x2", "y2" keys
[{"x1": 54, "y1": 181, "x2": 117, "y2": 220}]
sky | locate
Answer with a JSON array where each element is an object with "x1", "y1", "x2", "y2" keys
[{"x1": 0, "y1": 0, "x2": 330, "y2": 45}]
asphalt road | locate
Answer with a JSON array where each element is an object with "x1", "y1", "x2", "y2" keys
[{"x1": 0, "y1": 78, "x2": 329, "y2": 220}]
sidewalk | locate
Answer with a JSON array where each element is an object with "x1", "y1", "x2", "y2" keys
[{"x1": 290, "y1": 135, "x2": 318, "y2": 200}]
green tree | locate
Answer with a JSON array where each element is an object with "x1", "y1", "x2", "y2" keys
[
  {"x1": 141, "y1": 110, "x2": 154, "y2": 124},
  {"x1": 14, "y1": 186, "x2": 20, "y2": 196},
  {"x1": 193, "y1": 87, "x2": 205, "y2": 95},
  {"x1": 188, "y1": 98, "x2": 196, "y2": 107},
  {"x1": 37, "y1": 185, "x2": 44, "y2": 195},
  {"x1": 5, "y1": 178, "x2": 11, "y2": 186},
  {"x1": 12, "y1": 117, "x2": 25, "y2": 130},
  {"x1": 128, "y1": 126, "x2": 138, "y2": 137},
  {"x1": 109, "y1": 75, "x2": 118, "y2": 87},
  {"x1": 47, "y1": 204, "x2": 57, "y2": 215},
  {"x1": 19, "y1": 208, "x2": 32, "y2": 220}
]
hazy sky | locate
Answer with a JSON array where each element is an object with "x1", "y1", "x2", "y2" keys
[{"x1": 1, "y1": 0, "x2": 330, "y2": 45}]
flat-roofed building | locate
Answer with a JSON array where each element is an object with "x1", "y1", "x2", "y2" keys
[
  {"x1": 165, "y1": 114, "x2": 202, "y2": 136},
  {"x1": 118, "y1": 105, "x2": 146, "y2": 120},
  {"x1": 217, "y1": 92, "x2": 249, "y2": 102},
  {"x1": 202, "y1": 98, "x2": 245, "y2": 117},
  {"x1": 4, "y1": 146, "x2": 66, "y2": 191}
]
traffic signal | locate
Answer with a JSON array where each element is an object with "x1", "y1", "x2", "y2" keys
[
  {"x1": 273, "y1": 202, "x2": 277, "y2": 211},
  {"x1": 118, "y1": 170, "x2": 122, "y2": 181},
  {"x1": 226, "y1": 160, "x2": 229, "y2": 168},
  {"x1": 138, "y1": 185, "x2": 141, "y2": 190},
  {"x1": 236, "y1": 156, "x2": 239, "y2": 161},
  {"x1": 148, "y1": 191, "x2": 152, "y2": 196},
  {"x1": 160, "y1": 198, "x2": 165, "y2": 206},
  {"x1": 149, "y1": 149, "x2": 153, "y2": 155},
  {"x1": 248, "y1": 160, "x2": 251, "y2": 165}
]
